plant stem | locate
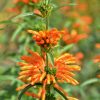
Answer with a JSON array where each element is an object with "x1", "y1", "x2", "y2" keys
[
  {"x1": 46, "y1": 53, "x2": 48, "y2": 66},
  {"x1": 46, "y1": 16, "x2": 49, "y2": 30}
]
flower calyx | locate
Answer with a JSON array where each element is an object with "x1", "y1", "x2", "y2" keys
[{"x1": 45, "y1": 66, "x2": 57, "y2": 75}]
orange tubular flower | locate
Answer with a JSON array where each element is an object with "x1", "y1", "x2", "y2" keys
[
  {"x1": 93, "y1": 55, "x2": 100, "y2": 63},
  {"x1": 33, "y1": 9, "x2": 43, "y2": 16},
  {"x1": 28, "y1": 28, "x2": 61, "y2": 48},
  {"x1": 97, "y1": 74, "x2": 100, "y2": 78},
  {"x1": 95, "y1": 43, "x2": 100, "y2": 49},
  {"x1": 75, "y1": 52, "x2": 84, "y2": 65},
  {"x1": 17, "y1": 50, "x2": 80, "y2": 100},
  {"x1": 14, "y1": 0, "x2": 39, "y2": 4},
  {"x1": 62, "y1": 29, "x2": 88, "y2": 44},
  {"x1": 32, "y1": 0, "x2": 40, "y2": 3}
]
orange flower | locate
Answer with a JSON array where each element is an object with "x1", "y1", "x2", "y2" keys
[
  {"x1": 75, "y1": 52, "x2": 84, "y2": 65},
  {"x1": 76, "y1": 3, "x2": 87, "y2": 11},
  {"x1": 95, "y1": 43, "x2": 100, "y2": 49},
  {"x1": 17, "y1": 50, "x2": 80, "y2": 99},
  {"x1": 14, "y1": 0, "x2": 29, "y2": 4},
  {"x1": 7, "y1": 7, "x2": 20, "y2": 13},
  {"x1": 67, "y1": 96, "x2": 79, "y2": 100},
  {"x1": 68, "y1": 12, "x2": 92, "y2": 33},
  {"x1": 62, "y1": 29, "x2": 88, "y2": 44},
  {"x1": 14, "y1": 0, "x2": 39, "y2": 4},
  {"x1": 97, "y1": 74, "x2": 100, "y2": 78},
  {"x1": 28, "y1": 28, "x2": 61, "y2": 48},
  {"x1": 93, "y1": 55, "x2": 100, "y2": 63},
  {"x1": 80, "y1": 16, "x2": 92, "y2": 25},
  {"x1": 75, "y1": 52, "x2": 84, "y2": 61},
  {"x1": 33, "y1": 9, "x2": 43, "y2": 16},
  {"x1": 32, "y1": 0, "x2": 40, "y2": 3}
]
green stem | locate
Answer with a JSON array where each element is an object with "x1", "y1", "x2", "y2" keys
[
  {"x1": 54, "y1": 87, "x2": 68, "y2": 100},
  {"x1": 46, "y1": 16, "x2": 49, "y2": 30},
  {"x1": 46, "y1": 53, "x2": 48, "y2": 66},
  {"x1": 18, "y1": 83, "x2": 42, "y2": 100},
  {"x1": 18, "y1": 84, "x2": 32, "y2": 100}
]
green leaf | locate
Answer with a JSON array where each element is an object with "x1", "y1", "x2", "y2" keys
[
  {"x1": 47, "y1": 52, "x2": 54, "y2": 66},
  {"x1": 0, "y1": 75, "x2": 16, "y2": 81},
  {"x1": 18, "y1": 84, "x2": 33, "y2": 100},
  {"x1": 12, "y1": 12, "x2": 34, "y2": 21},
  {"x1": 0, "y1": 90, "x2": 7, "y2": 96},
  {"x1": 80, "y1": 78, "x2": 99, "y2": 88},
  {"x1": 60, "y1": 44, "x2": 74, "y2": 54},
  {"x1": 18, "y1": 83, "x2": 42, "y2": 100},
  {"x1": 0, "y1": 28, "x2": 4, "y2": 30},
  {"x1": 0, "y1": 20, "x2": 12, "y2": 24},
  {"x1": 11, "y1": 23, "x2": 26, "y2": 41},
  {"x1": 11, "y1": 96, "x2": 16, "y2": 100},
  {"x1": 54, "y1": 87, "x2": 68, "y2": 100}
]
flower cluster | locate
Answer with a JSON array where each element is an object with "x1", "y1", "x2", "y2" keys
[
  {"x1": 17, "y1": 50, "x2": 80, "y2": 100},
  {"x1": 62, "y1": 29, "x2": 87, "y2": 44},
  {"x1": 14, "y1": 0, "x2": 39, "y2": 4},
  {"x1": 28, "y1": 28, "x2": 61, "y2": 48},
  {"x1": 15, "y1": 0, "x2": 81, "y2": 100},
  {"x1": 7, "y1": 0, "x2": 40, "y2": 13}
]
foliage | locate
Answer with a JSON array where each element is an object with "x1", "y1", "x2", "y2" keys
[{"x1": 0, "y1": 0, "x2": 100, "y2": 100}]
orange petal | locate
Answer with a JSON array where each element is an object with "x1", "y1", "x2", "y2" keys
[
  {"x1": 25, "y1": 92, "x2": 40, "y2": 98},
  {"x1": 40, "y1": 72, "x2": 46, "y2": 82},
  {"x1": 47, "y1": 74, "x2": 50, "y2": 84},
  {"x1": 31, "y1": 78, "x2": 39, "y2": 85},
  {"x1": 67, "y1": 96, "x2": 79, "y2": 100},
  {"x1": 38, "y1": 88, "x2": 42, "y2": 97},
  {"x1": 16, "y1": 84, "x2": 29, "y2": 91},
  {"x1": 51, "y1": 75, "x2": 56, "y2": 83},
  {"x1": 41, "y1": 89, "x2": 46, "y2": 100},
  {"x1": 27, "y1": 30, "x2": 39, "y2": 35}
]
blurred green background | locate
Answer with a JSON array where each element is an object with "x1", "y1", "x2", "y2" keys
[{"x1": 0, "y1": 0, "x2": 100, "y2": 100}]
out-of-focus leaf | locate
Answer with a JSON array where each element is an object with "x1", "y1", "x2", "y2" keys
[
  {"x1": 0, "y1": 0, "x2": 8, "y2": 11},
  {"x1": 80, "y1": 78, "x2": 99, "y2": 88},
  {"x1": 0, "y1": 20, "x2": 12, "y2": 24},
  {"x1": 11, "y1": 95, "x2": 16, "y2": 100},
  {"x1": 95, "y1": 69, "x2": 100, "y2": 76},
  {"x1": 12, "y1": 12, "x2": 34, "y2": 21},
  {"x1": 0, "y1": 28, "x2": 4, "y2": 30},
  {"x1": 0, "y1": 75, "x2": 16, "y2": 81},
  {"x1": 0, "y1": 90, "x2": 7, "y2": 96},
  {"x1": 60, "y1": 44, "x2": 74, "y2": 54},
  {"x1": 11, "y1": 23, "x2": 26, "y2": 41}
]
